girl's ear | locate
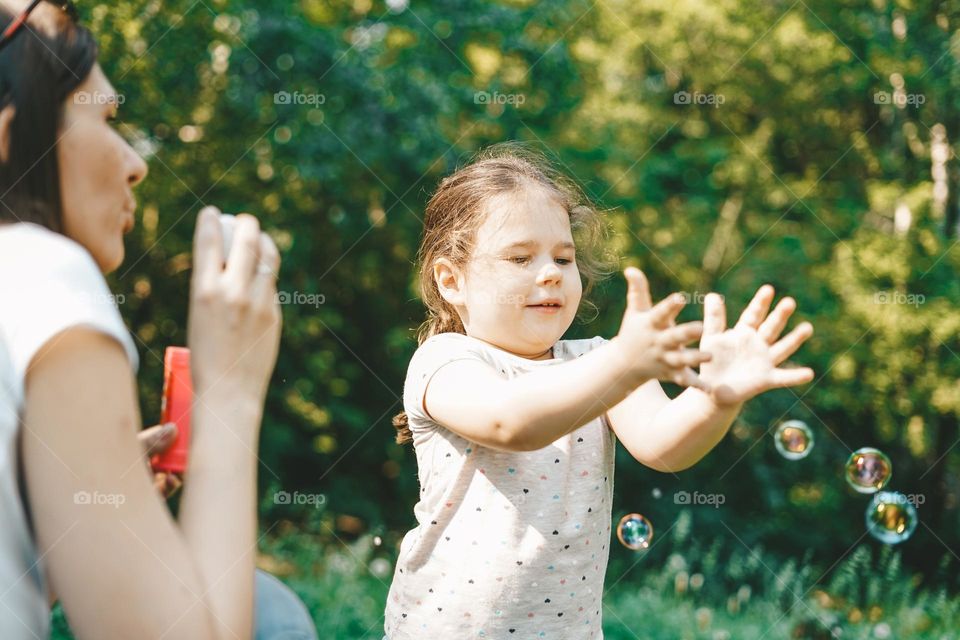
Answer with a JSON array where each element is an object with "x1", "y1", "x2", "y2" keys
[
  {"x1": 0, "y1": 105, "x2": 15, "y2": 164},
  {"x1": 433, "y1": 257, "x2": 466, "y2": 306}
]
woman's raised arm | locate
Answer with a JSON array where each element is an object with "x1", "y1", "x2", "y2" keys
[{"x1": 22, "y1": 209, "x2": 282, "y2": 639}]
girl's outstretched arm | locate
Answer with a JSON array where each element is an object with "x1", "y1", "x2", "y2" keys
[
  {"x1": 423, "y1": 269, "x2": 711, "y2": 452},
  {"x1": 608, "y1": 285, "x2": 814, "y2": 472},
  {"x1": 425, "y1": 340, "x2": 646, "y2": 451}
]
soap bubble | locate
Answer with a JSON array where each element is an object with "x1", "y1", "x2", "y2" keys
[
  {"x1": 865, "y1": 491, "x2": 918, "y2": 544},
  {"x1": 845, "y1": 448, "x2": 893, "y2": 494},
  {"x1": 617, "y1": 513, "x2": 654, "y2": 550},
  {"x1": 369, "y1": 558, "x2": 392, "y2": 578},
  {"x1": 774, "y1": 420, "x2": 814, "y2": 460}
]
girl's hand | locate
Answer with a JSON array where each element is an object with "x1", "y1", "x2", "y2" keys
[
  {"x1": 138, "y1": 423, "x2": 183, "y2": 499},
  {"x1": 699, "y1": 285, "x2": 815, "y2": 407},
  {"x1": 615, "y1": 268, "x2": 713, "y2": 390}
]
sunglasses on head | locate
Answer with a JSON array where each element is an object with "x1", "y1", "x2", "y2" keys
[{"x1": 0, "y1": 0, "x2": 79, "y2": 52}]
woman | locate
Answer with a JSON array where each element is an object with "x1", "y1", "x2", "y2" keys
[{"x1": 0, "y1": 1, "x2": 316, "y2": 638}]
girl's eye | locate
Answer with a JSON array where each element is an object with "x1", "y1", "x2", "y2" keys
[
  {"x1": 556, "y1": 258, "x2": 573, "y2": 265},
  {"x1": 509, "y1": 256, "x2": 530, "y2": 265}
]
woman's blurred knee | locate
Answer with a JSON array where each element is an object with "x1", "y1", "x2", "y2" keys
[{"x1": 254, "y1": 569, "x2": 318, "y2": 640}]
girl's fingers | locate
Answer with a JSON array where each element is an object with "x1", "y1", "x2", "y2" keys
[
  {"x1": 624, "y1": 267, "x2": 653, "y2": 312},
  {"x1": 662, "y1": 349, "x2": 713, "y2": 369},
  {"x1": 702, "y1": 292, "x2": 727, "y2": 337},
  {"x1": 659, "y1": 322, "x2": 705, "y2": 349},
  {"x1": 192, "y1": 206, "x2": 224, "y2": 290},
  {"x1": 758, "y1": 297, "x2": 796, "y2": 343},
  {"x1": 769, "y1": 366, "x2": 815, "y2": 388},
  {"x1": 770, "y1": 322, "x2": 814, "y2": 364},
  {"x1": 677, "y1": 367, "x2": 711, "y2": 392},
  {"x1": 735, "y1": 284, "x2": 775, "y2": 330},
  {"x1": 650, "y1": 292, "x2": 687, "y2": 327}
]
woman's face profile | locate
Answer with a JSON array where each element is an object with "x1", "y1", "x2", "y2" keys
[{"x1": 57, "y1": 63, "x2": 148, "y2": 273}]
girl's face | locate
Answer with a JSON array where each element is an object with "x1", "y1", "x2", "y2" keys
[
  {"x1": 436, "y1": 185, "x2": 583, "y2": 359},
  {"x1": 57, "y1": 64, "x2": 148, "y2": 273}
]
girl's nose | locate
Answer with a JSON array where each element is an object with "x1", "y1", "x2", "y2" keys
[{"x1": 537, "y1": 261, "x2": 562, "y2": 286}]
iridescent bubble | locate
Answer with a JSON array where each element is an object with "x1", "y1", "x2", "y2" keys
[
  {"x1": 617, "y1": 513, "x2": 654, "y2": 550},
  {"x1": 774, "y1": 420, "x2": 814, "y2": 460},
  {"x1": 865, "y1": 491, "x2": 918, "y2": 544},
  {"x1": 845, "y1": 447, "x2": 893, "y2": 494}
]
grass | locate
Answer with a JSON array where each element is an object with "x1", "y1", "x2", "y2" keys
[{"x1": 50, "y1": 510, "x2": 960, "y2": 639}]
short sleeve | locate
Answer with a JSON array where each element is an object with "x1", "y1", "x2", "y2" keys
[
  {"x1": 402, "y1": 333, "x2": 495, "y2": 434},
  {"x1": 0, "y1": 224, "x2": 139, "y2": 404},
  {"x1": 557, "y1": 335, "x2": 614, "y2": 431},
  {"x1": 561, "y1": 335, "x2": 609, "y2": 359}
]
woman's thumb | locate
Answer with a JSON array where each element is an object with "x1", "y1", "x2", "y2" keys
[{"x1": 139, "y1": 423, "x2": 178, "y2": 457}]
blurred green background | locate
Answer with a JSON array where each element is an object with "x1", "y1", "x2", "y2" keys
[{"x1": 56, "y1": 0, "x2": 960, "y2": 637}]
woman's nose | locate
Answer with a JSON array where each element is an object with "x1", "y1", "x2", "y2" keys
[{"x1": 127, "y1": 143, "x2": 148, "y2": 187}]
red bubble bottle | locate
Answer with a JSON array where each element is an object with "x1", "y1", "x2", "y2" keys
[{"x1": 150, "y1": 347, "x2": 192, "y2": 474}]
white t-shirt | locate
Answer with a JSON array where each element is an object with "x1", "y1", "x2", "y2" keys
[
  {"x1": 385, "y1": 333, "x2": 615, "y2": 640},
  {"x1": 0, "y1": 223, "x2": 138, "y2": 639}
]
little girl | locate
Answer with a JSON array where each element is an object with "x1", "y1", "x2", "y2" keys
[{"x1": 385, "y1": 144, "x2": 814, "y2": 639}]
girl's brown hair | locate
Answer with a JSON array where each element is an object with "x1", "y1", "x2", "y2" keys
[{"x1": 393, "y1": 142, "x2": 614, "y2": 444}]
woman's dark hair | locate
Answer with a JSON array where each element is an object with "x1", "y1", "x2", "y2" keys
[
  {"x1": 392, "y1": 143, "x2": 615, "y2": 445},
  {"x1": 0, "y1": 3, "x2": 97, "y2": 231}
]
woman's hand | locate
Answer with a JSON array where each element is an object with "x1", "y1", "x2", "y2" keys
[
  {"x1": 699, "y1": 285, "x2": 815, "y2": 406},
  {"x1": 615, "y1": 268, "x2": 713, "y2": 390},
  {"x1": 137, "y1": 423, "x2": 183, "y2": 498},
  {"x1": 187, "y1": 206, "x2": 282, "y2": 426}
]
